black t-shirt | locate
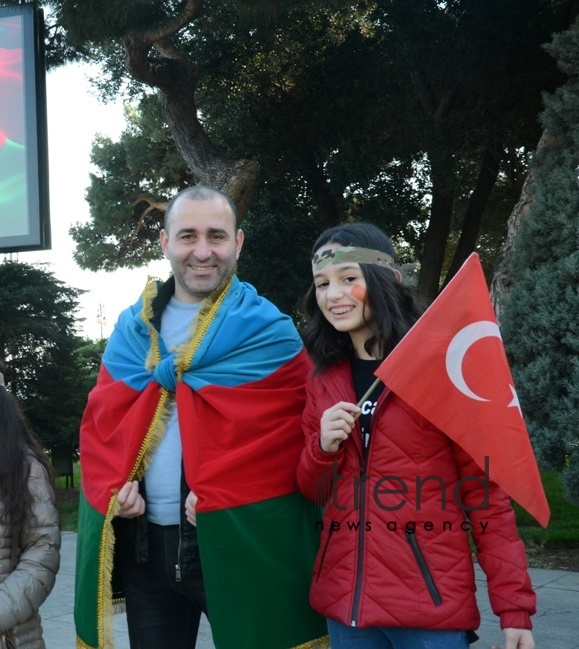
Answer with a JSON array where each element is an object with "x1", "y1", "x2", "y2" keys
[{"x1": 351, "y1": 357, "x2": 384, "y2": 450}]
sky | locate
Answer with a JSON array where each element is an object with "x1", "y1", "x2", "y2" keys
[{"x1": 13, "y1": 62, "x2": 169, "y2": 340}]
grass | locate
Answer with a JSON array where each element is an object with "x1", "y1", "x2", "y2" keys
[
  {"x1": 54, "y1": 462, "x2": 81, "y2": 531},
  {"x1": 514, "y1": 470, "x2": 579, "y2": 548}
]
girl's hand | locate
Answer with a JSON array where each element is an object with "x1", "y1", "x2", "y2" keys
[
  {"x1": 492, "y1": 628, "x2": 535, "y2": 649},
  {"x1": 116, "y1": 480, "x2": 146, "y2": 518},
  {"x1": 320, "y1": 401, "x2": 360, "y2": 453}
]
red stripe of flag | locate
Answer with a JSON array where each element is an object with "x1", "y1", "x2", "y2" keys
[
  {"x1": 80, "y1": 365, "x2": 162, "y2": 514},
  {"x1": 178, "y1": 351, "x2": 311, "y2": 512}
]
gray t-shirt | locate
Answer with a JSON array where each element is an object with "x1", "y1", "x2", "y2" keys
[{"x1": 145, "y1": 297, "x2": 201, "y2": 525}]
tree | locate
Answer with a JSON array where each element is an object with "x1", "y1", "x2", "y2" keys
[
  {"x1": 71, "y1": 95, "x2": 194, "y2": 270},
  {"x1": 0, "y1": 260, "x2": 88, "y2": 455},
  {"x1": 36, "y1": 0, "x2": 574, "y2": 306},
  {"x1": 52, "y1": 0, "x2": 269, "y2": 214},
  {"x1": 197, "y1": 0, "x2": 568, "y2": 298},
  {"x1": 500, "y1": 17, "x2": 579, "y2": 504}
]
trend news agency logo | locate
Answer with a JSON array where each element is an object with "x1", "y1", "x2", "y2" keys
[{"x1": 314, "y1": 456, "x2": 492, "y2": 535}]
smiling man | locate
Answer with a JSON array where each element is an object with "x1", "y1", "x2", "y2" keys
[
  {"x1": 74, "y1": 186, "x2": 328, "y2": 649},
  {"x1": 160, "y1": 188, "x2": 244, "y2": 302}
]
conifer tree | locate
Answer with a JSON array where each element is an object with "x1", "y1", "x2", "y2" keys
[{"x1": 501, "y1": 18, "x2": 579, "y2": 504}]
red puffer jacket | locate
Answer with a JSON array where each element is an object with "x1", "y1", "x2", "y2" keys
[{"x1": 297, "y1": 361, "x2": 536, "y2": 632}]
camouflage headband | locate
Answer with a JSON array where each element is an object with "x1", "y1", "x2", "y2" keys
[{"x1": 312, "y1": 246, "x2": 395, "y2": 272}]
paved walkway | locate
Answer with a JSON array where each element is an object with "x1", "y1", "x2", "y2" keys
[{"x1": 40, "y1": 531, "x2": 579, "y2": 648}]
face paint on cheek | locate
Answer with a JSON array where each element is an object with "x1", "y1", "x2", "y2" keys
[{"x1": 351, "y1": 284, "x2": 366, "y2": 302}]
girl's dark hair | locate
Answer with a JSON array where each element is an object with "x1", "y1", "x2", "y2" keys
[
  {"x1": 0, "y1": 362, "x2": 52, "y2": 542},
  {"x1": 302, "y1": 222, "x2": 426, "y2": 371}
]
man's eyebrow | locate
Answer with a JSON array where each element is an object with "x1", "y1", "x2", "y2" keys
[{"x1": 174, "y1": 227, "x2": 229, "y2": 236}]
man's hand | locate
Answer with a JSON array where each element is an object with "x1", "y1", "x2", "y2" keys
[
  {"x1": 116, "y1": 480, "x2": 146, "y2": 518},
  {"x1": 492, "y1": 628, "x2": 535, "y2": 649},
  {"x1": 185, "y1": 490, "x2": 198, "y2": 526}
]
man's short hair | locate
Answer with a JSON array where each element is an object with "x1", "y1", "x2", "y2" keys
[{"x1": 164, "y1": 186, "x2": 239, "y2": 231}]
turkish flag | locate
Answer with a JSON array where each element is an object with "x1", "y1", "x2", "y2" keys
[{"x1": 375, "y1": 253, "x2": 550, "y2": 527}]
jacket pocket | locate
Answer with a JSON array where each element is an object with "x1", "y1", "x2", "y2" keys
[
  {"x1": 315, "y1": 526, "x2": 335, "y2": 582},
  {"x1": 405, "y1": 528, "x2": 442, "y2": 606}
]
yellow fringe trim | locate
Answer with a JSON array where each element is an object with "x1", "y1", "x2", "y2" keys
[
  {"x1": 94, "y1": 495, "x2": 121, "y2": 649},
  {"x1": 141, "y1": 277, "x2": 162, "y2": 372},
  {"x1": 292, "y1": 636, "x2": 331, "y2": 649}
]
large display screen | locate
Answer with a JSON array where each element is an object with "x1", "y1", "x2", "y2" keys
[{"x1": 0, "y1": 4, "x2": 50, "y2": 252}]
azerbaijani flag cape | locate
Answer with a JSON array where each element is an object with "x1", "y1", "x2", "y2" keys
[{"x1": 74, "y1": 274, "x2": 328, "y2": 649}]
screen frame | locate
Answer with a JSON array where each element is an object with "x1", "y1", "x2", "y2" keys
[{"x1": 0, "y1": 4, "x2": 51, "y2": 253}]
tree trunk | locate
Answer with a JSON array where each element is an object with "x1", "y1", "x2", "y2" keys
[
  {"x1": 121, "y1": 4, "x2": 260, "y2": 221},
  {"x1": 411, "y1": 69, "x2": 457, "y2": 300},
  {"x1": 161, "y1": 62, "x2": 260, "y2": 220},
  {"x1": 300, "y1": 150, "x2": 342, "y2": 227},
  {"x1": 490, "y1": 129, "x2": 558, "y2": 317},
  {"x1": 417, "y1": 156, "x2": 455, "y2": 299},
  {"x1": 443, "y1": 139, "x2": 503, "y2": 286}
]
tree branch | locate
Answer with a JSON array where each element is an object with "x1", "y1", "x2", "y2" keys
[
  {"x1": 136, "y1": 0, "x2": 203, "y2": 49},
  {"x1": 125, "y1": 197, "x2": 168, "y2": 245}
]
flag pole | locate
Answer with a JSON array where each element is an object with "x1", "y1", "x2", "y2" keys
[{"x1": 356, "y1": 377, "x2": 382, "y2": 408}]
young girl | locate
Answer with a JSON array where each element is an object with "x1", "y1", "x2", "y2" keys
[
  {"x1": 0, "y1": 362, "x2": 61, "y2": 649},
  {"x1": 297, "y1": 223, "x2": 536, "y2": 649}
]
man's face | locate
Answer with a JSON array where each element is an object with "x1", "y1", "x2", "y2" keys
[{"x1": 160, "y1": 196, "x2": 244, "y2": 303}]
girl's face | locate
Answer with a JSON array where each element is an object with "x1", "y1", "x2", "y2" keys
[{"x1": 313, "y1": 244, "x2": 373, "y2": 341}]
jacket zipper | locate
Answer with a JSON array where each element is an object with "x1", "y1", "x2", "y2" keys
[
  {"x1": 175, "y1": 522, "x2": 182, "y2": 582},
  {"x1": 349, "y1": 395, "x2": 387, "y2": 627},
  {"x1": 349, "y1": 456, "x2": 367, "y2": 627},
  {"x1": 405, "y1": 528, "x2": 442, "y2": 606}
]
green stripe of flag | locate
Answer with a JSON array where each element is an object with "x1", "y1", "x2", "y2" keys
[
  {"x1": 74, "y1": 490, "x2": 106, "y2": 648},
  {"x1": 197, "y1": 493, "x2": 327, "y2": 649}
]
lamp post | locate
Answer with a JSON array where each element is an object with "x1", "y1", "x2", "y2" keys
[{"x1": 96, "y1": 303, "x2": 107, "y2": 340}]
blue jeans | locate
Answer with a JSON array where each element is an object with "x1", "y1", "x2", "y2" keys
[
  {"x1": 327, "y1": 619, "x2": 470, "y2": 649},
  {"x1": 120, "y1": 523, "x2": 208, "y2": 649}
]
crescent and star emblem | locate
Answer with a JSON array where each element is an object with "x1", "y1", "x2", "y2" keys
[{"x1": 445, "y1": 320, "x2": 522, "y2": 416}]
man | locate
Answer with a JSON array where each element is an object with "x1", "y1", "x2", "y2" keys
[{"x1": 74, "y1": 186, "x2": 327, "y2": 649}]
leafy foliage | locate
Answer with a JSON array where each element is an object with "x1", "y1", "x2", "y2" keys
[
  {"x1": 0, "y1": 261, "x2": 91, "y2": 456},
  {"x1": 71, "y1": 95, "x2": 194, "y2": 269},
  {"x1": 501, "y1": 17, "x2": 579, "y2": 504},
  {"x1": 47, "y1": 0, "x2": 573, "y2": 307}
]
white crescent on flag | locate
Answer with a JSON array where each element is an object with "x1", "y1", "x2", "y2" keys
[{"x1": 445, "y1": 320, "x2": 501, "y2": 401}]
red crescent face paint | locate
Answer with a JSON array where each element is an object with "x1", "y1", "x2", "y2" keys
[{"x1": 351, "y1": 284, "x2": 366, "y2": 302}]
